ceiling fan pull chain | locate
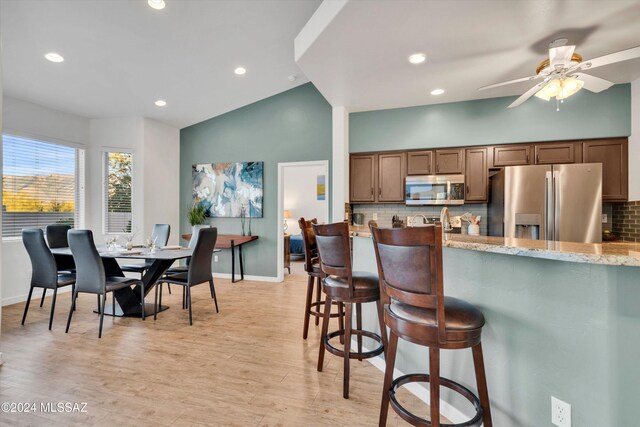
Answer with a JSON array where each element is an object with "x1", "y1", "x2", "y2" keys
[{"x1": 556, "y1": 98, "x2": 560, "y2": 112}]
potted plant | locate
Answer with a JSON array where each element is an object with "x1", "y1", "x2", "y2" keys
[{"x1": 187, "y1": 203, "x2": 206, "y2": 226}]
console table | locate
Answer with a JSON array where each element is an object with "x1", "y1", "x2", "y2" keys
[{"x1": 181, "y1": 234, "x2": 259, "y2": 283}]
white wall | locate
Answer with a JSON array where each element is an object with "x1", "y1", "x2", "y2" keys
[
  {"x1": 283, "y1": 164, "x2": 329, "y2": 235},
  {"x1": 630, "y1": 78, "x2": 640, "y2": 201},
  {"x1": 1, "y1": 100, "x2": 180, "y2": 306}
]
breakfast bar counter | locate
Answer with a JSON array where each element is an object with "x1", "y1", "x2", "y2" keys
[{"x1": 351, "y1": 234, "x2": 640, "y2": 426}]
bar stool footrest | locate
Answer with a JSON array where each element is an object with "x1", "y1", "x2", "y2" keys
[
  {"x1": 324, "y1": 329, "x2": 384, "y2": 359},
  {"x1": 309, "y1": 301, "x2": 343, "y2": 319},
  {"x1": 389, "y1": 373, "x2": 483, "y2": 427}
]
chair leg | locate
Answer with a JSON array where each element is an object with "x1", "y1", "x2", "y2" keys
[
  {"x1": 65, "y1": 291, "x2": 78, "y2": 333},
  {"x1": 208, "y1": 279, "x2": 214, "y2": 299},
  {"x1": 378, "y1": 331, "x2": 399, "y2": 427},
  {"x1": 314, "y1": 276, "x2": 322, "y2": 326},
  {"x1": 98, "y1": 293, "x2": 107, "y2": 338},
  {"x1": 96, "y1": 294, "x2": 101, "y2": 314},
  {"x1": 356, "y1": 303, "x2": 363, "y2": 361},
  {"x1": 72, "y1": 284, "x2": 76, "y2": 311},
  {"x1": 182, "y1": 286, "x2": 186, "y2": 309},
  {"x1": 154, "y1": 283, "x2": 159, "y2": 321},
  {"x1": 187, "y1": 286, "x2": 193, "y2": 325},
  {"x1": 209, "y1": 280, "x2": 219, "y2": 313},
  {"x1": 429, "y1": 347, "x2": 441, "y2": 427},
  {"x1": 21, "y1": 286, "x2": 34, "y2": 325},
  {"x1": 140, "y1": 283, "x2": 146, "y2": 321},
  {"x1": 48, "y1": 288, "x2": 58, "y2": 330},
  {"x1": 159, "y1": 283, "x2": 163, "y2": 310},
  {"x1": 303, "y1": 275, "x2": 314, "y2": 339},
  {"x1": 317, "y1": 296, "x2": 332, "y2": 372},
  {"x1": 39, "y1": 288, "x2": 47, "y2": 307},
  {"x1": 338, "y1": 302, "x2": 345, "y2": 345},
  {"x1": 472, "y1": 343, "x2": 493, "y2": 427},
  {"x1": 167, "y1": 283, "x2": 172, "y2": 295},
  {"x1": 376, "y1": 299, "x2": 388, "y2": 357},
  {"x1": 343, "y1": 302, "x2": 353, "y2": 399},
  {"x1": 112, "y1": 292, "x2": 116, "y2": 317}
]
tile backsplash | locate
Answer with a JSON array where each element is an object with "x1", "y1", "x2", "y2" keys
[
  {"x1": 612, "y1": 201, "x2": 640, "y2": 242},
  {"x1": 352, "y1": 204, "x2": 488, "y2": 235}
]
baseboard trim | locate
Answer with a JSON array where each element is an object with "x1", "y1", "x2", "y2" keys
[
  {"x1": 2, "y1": 286, "x2": 72, "y2": 307},
  {"x1": 357, "y1": 341, "x2": 469, "y2": 424},
  {"x1": 211, "y1": 273, "x2": 280, "y2": 283}
]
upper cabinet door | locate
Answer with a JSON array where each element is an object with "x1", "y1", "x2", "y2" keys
[
  {"x1": 407, "y1": 151, "x2": 433, "y2": 175},
  {"x1": 350, "y1": 154, "x2": 376, "y2": 202},
  {"x1": 583, "y1": 139, "x2": 628, "y2": 202},
  {"x1": 534, "y1": 143, "x2": 575, "y2": 164},
  {"x1": 492, "y1": 145, "x2": 531, "y2": 167},
  {"x1": 435, "y1": 149, "x2": 464, "y2": 174},
  {"x1": 378, "y1": 153, "x2": 406, "y2": 202},
  {"x1": 465, "y1": 147, "x2": 488, "y2": 203}
]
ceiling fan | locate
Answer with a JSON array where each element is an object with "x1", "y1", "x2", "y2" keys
[{"x1": 479, "y1": 39, "x2": 640, "y2": 109}]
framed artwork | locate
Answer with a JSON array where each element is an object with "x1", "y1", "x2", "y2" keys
[
  {"x1": 192, "y1": 161, "x2": 263, "y2": 218},
  {"x1": 317, "y1": 175, "x2": 326, "y2": 200}
]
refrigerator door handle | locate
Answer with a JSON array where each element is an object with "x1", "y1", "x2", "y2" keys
[
  {"x1": 554, "y1": 173, "x2": 560, "y2": 241},
  {"x1": 545, "y1": 171, "x2": 553, "y2": 241}
]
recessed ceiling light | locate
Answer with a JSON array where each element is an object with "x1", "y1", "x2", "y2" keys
[
  {"x1": 430, "y1": 89, "x2": 445, "y2": 96},
  {"x1": 234, "y1": 67, "x2": 247, "y2": 75},
  {"x1": 408, "y1": 53, "x2": 426, "y2": 65},
  {"x1": 45, "y1": 52, "x2": 64, "y2": 63},
  {"x1": 148, "y1": 0, "x2": 165, "y2": 10},
  {"x1": 155, "y1": 100, "x2": 167, "y2": 107}
]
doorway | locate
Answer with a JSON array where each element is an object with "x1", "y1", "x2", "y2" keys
[{"x1": 277, "y1": 160, "x2": 329, "y2": 282}]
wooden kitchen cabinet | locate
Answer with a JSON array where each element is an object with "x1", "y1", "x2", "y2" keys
[
  {"x1": 465, "y1": 147, "x2": 488, "y2": 203},
  {"x1": 583, "y1": 138, "x2": 628, "y2": 201},
  {"x1": 350, "y1": 154, "x2": 376, "y2": 202},
  {"x1": 407, "y1": 151, "x2": 433, "y2": 175},
  {"x1": 534, "y1": 143, "x2": 576, "y2": 164},
  {"x1": 492, "y1": 145, "x2": 531, "y2": 167},
  {"x1": 435, "y1": 149, "x2": 464, "y2": 174},
  {"x1": 378, "y1": 152, "x2": 406, "y2": 202}
]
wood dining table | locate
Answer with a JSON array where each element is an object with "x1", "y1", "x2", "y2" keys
[{"x1": 51, "y1": 246, "x2": 193, "y2": 317}]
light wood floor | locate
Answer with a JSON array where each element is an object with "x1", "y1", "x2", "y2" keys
[{"x1": 0, "y1": 261, "x2": 431, "y2": 426}]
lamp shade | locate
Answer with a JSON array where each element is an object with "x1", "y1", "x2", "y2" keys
[{"x1": 283, "y1": 210, "x2": 292, "y2": 219}]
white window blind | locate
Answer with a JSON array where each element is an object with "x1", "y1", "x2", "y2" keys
[
  {"x1": 2, "y1": 134, "x2": 80, "y2": 238},
  {"x1": 103, "y1": 152, "x2": 133, "y2": 234}
]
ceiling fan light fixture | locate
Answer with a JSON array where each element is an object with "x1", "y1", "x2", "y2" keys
[{"x1": 535, "y1": 77, "x2": 583, "y2": 102}]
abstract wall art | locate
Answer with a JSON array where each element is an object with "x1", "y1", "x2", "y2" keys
[{"x1": 192, "y1": 162, "x2": 263, "y2": 218}]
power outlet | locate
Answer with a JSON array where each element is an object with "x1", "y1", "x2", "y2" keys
[
  {"x1": 602, "y1": 213, "x2": 608, "y2": 223},
  {"x1": 214, "y1": 255, "x2": 219, "y2": 263},
  {"x1": 372, "y1": 213, "x2": 378, "y2": 220},
  {"x1": 551, "y1": 396, "x2": 571, "y2": 427}
]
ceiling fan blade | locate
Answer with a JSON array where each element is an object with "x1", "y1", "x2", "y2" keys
[
  {"x1": 574, "y1": 73, "x2": 614, "y2": 93},
  {"x1": 508, "y1": 82, "x2": 546, "y2": 108},
  {"x1": 576, "y1": 45, "x2": 640, "y2": 71},
  {"x1": 478, "y1": 75, "x2": 541, "y2": 91},
  {"x1": 549, "y1": 45, "x2": 576, "y2": 68}
]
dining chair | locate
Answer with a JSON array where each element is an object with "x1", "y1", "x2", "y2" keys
[
  {"x1": 41, "y1": 224, "x2": 76, "y2": 307},
  {"x1": 155, "y1": 227, "x2": 218, "y2": 325},
  {"x1": 120, "y1": 223, "x2": 171, "y2": 278},
  {"x1": 65, "y1": 229, "x2": 145, "y2": 338},
  {"x1": 21, "y1": 229, "x2": 76, "y2": 330}
]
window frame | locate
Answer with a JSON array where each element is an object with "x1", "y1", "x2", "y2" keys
[{"x1": 102, "y1": 149, "x2": 135, "y2": 236}]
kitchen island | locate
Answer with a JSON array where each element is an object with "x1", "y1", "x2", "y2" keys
[{"x1": 352, "y1": 234, "x2": 640, "y2": 426}]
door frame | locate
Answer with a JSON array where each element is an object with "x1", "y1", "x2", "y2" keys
[{"x1": 277, "y1": 160, "x2": 330, "y2": 282}]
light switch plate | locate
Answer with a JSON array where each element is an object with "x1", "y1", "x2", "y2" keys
[
  {"x1": 602, "y1": 214, "x2": 608, "y2": 223},
  {"x1": 551, "y1": 396, "x2": 571, "y2": 427},
  {"x1": 372, "y1": 213, "x2": 378, "y2": 220}
]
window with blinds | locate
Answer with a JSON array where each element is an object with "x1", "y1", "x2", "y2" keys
[
  {"x1": 104, "y1": 152, "x2": 133, "y2": 234},
  {"x1": 2, "y1": 134, "x2": 82, "y2": 238}
]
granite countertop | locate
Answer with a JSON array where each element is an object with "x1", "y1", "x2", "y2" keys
[{"x1": 443, "y1": 233, "x2": 640, "y2": 267}]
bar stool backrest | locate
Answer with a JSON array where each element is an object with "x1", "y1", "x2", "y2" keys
[
  {"x1": 22, "y1": 228, "x2": 58, "y2": 288},
  {"x1": 187, "y1": 227, "x2": 218, "y2": 286},
  {"x1": 46, "y1": 224, "x2": 71, "y2": 248},
  {"x1": 68, "y1": 229, "x2": 106, "y2": 294},
  {"x1": 371, "y1": 224, "x2": 446, "y2": 341},
  {"x1": 152, "y1": 224, "x2": 171, "y2": 247},
  {"x1": 313, "y1": 222, "x2": 353, "y2": 289},
  {"x1": 298, "y1": 217, "x2": 319, "y2": 273}
]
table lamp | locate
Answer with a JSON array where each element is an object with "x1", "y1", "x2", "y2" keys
[{"x1": 283, "y1": 210, "x2": 291, "y2": 233}]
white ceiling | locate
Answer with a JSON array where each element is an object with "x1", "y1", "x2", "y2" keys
[
  {"x1": 295, "y1": 0, "x2": 640, "y2": 112},
  {"x1": 1, "y1": 0, "x2": 321, "y2": 129}
]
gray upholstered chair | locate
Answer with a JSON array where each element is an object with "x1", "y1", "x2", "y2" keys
[
  {"x1": 65, "y1": 229, "x2": 145, "y2": 338},
  {"x1": 155, "y1": 227, "x2": 218, "y2": 325},
  {"x1": 21, "y1": 229, "x2": 76, "y2": 330},
  {"x1": 120, "y1": 223, "x2": 171, "y2": 278},
  {"x1": 41, "y1": 224, "x2": 76, "y2": 307}
]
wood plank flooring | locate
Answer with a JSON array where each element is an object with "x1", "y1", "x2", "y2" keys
[{"x1": 0, "y1": 261, "x2": 432, "y2": 426}]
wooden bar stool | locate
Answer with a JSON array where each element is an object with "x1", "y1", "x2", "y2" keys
[
  {"x1": 298, "y1": 218, "x2": 344, "y2": 339},
  {"x1": 372, "y1": 224, "x2": 492, "y2": 427},
  {"x1": 313, "y1": 221, "x2": 387, "y2": 399}
]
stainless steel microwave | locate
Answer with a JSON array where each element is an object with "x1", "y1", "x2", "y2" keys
[{"x1": 405, "y1": 175, "x2": 465, "y2": 205}]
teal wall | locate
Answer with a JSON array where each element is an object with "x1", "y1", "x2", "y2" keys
[
  {"x1": 180, "y1": 83, "x2": 332, "y2": 278},
  {"x1": 353, "y1": 237, "x2": 640, "y2": 426},
  {"x1": 350, "y1": 84, "x2": 631, "y2": 152}
]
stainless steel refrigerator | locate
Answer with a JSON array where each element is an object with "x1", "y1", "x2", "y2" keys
[{"x1": 488, "y1": 163, "x2": 602, "y2": 243}]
